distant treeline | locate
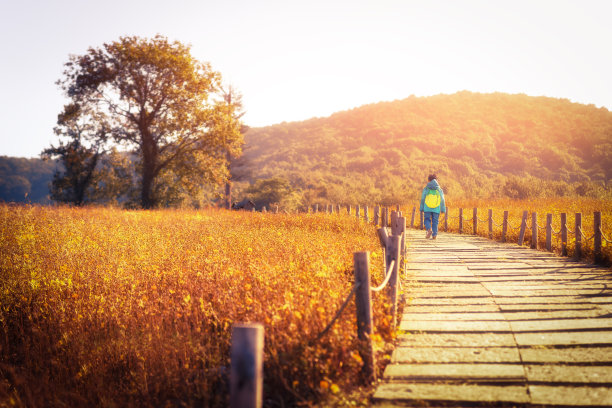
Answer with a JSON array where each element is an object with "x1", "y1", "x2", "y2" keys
[
  {"x1": 0, "y1": 156, "x2": 55, "y2": 203},
  {"x1": 2, "y1": 92, "x2": 611, "y2": 208},
  {"x1": 231, "y1": 91, "x2": 612, "y2": 209}
]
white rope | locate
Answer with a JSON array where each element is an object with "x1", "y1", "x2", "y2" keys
[{"x1": 371, "y1": 259, "x2": 396, "y2": 292}]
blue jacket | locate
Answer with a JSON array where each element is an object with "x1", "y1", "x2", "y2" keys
[{"x1": 420, "y1": 179, "x2": 446, "y2": 213}]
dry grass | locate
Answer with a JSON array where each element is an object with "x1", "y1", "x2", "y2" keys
[{"x1": 0, "y1": 205, "x2": 392, "y2": 407}]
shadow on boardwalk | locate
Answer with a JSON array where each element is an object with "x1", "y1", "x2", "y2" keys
[{"x1": 373, "y1": 229, "x2": 612, "y2": 407}]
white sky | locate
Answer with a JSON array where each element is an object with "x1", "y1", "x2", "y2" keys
[{"x1": 0, "y1": 0, "x2": 610, "y2": 158}]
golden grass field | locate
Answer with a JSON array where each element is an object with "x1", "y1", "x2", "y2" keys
[
  {"x1": 1, "y1": 198, "x2": 609, "y2": 407},
  {"x1": 0, "y1": 205, "x2": 391, "y2": 407}
]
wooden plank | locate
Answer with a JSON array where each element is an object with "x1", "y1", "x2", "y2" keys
[
  {"x1": 402, "y1": 312, "x2": 507, "y2": 321},
  {"x1": 393, "y1": 347, "x2": 521, "y2": 364},
  {"x1": 404, "y1": 304, "x2": 501, "y2": 313},
  {"x1": 408, "y1": 298, "x2": 497, "y2": 305},
  {"x1": 529, "y1": 385, "x2": 612, "y2": 406},
  {"x1": 400, "y1": 320, "x2": 512, "y2": 332},
  {"x1": 510, "y1": 318, "x2": 612, "y2": 332},
  {"x1": 402, "y1": 310, "x2": 605, "y2": 321},
  {"x1": 499, "y1": 303, "x2": 599, "y2": 311},
  {"x1": 372, "y1": 383, "x2": 530, "y2": 404},
  {"x1": 526, "y1": 365, "x2": 612, "y2": 383},
  {"x1": 514, "y1": 331, "x2": 612, "y2": 346},
  {"x1": 519, "y1": 347, "x2": 612, "y2": 363},
  {"x1": 397, "y1": 333, "x2": 517, "y2": 347},
  {"x1": 383, "y1": 363, "x2": 525, "y2": 381}
]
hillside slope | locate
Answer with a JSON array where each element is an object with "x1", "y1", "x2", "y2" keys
[{"x1": 234, "y1": 91, "x2": 612, "y2": 206}]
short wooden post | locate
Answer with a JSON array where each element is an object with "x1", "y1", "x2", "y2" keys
[
  {"x1": 419, "y1": 211, "x2": 424, "y2": 230},
  {"x1": 594, "y1": 211, "x2": 603, "y2": 263},
  {"x1": 398, "y1": 217, "x2": 407, "y2": 276},
  {"x1": 444, "y1": 209, "x2": 448, "y2": 232},
  {"x1": 531, "y1": 212, "x2": 538, "y2": 249},
  {"x1": 518, "y1": 211, "x2": 528, "y2": 246},
  {"x1": 390, "y1": 210, "x2": 398, "y2": 229},
  {"x1": 546, "y1": 213, "x2": 553, "y2": 252},
  {"x1": 488, "y1": 209, "x2": 493, "y2": 239},
  {"x1": 314, "y1": 204, "x2": 319, "y2": 213},
  {"x1": 410, "y1": 207, "x2": 416, "y2": 228},
  {"x1": 575, "y1": 213, "x2": 582, "y2": 259},
  {"x1": 502, "y1": 211, "x2": 509, "y2": 243},
  {"x1": 364, "y1": 205, "x2": 369, "y2": 223},
  {"x1": 275, "y1": 205, "x2": 279, "y2": 214},
  {"x1": 230, "y1": 323, "x2": 264, "y2": 408},
  {"x1": 353, "y1": 252, "x2": 376, "y2": 382},
  {"x1": 356, "y1": 205, "x2": 360, "y2": 221},
  {"x1": 473, "y1": 207, "x2": 478, "y2": 235},
  {"x1": 382, "y1": 208, "x2": 388, "y2": 228},
  {"x1": 561, "y1": 213, "x2": 568, "y2": 256},
  {"x1": 377, "y1": 227, "x2": 389, "y2": 248},
  {"x1": 347, "y1": 204, "x2": 351, "y2": 215},
  {"x1": 374, "y1": 206, "x2": 380, "y2": 226},
  {"x1": 262, "y1": 206, "x2": 267, "y2": 213},
  {"x1": 458, "y1": 208, "x2": 463, "y2": 234},
  {"x1": 386, "y1": 235, "x2": 401, "y2": 329},
  {"x1": 336, "y1": 204, "x2": 341, "y2": 214}
]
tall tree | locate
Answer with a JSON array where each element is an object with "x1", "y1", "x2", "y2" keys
[
  {"x1": 220, "y1": 85, "x2": 247, "y2": 209},
  {"x1": 56, "y1": 35, "x2": 243, "y2": 208},
  {"x1": 41, "y1": 103, "x2": 109, "y2": 205}
]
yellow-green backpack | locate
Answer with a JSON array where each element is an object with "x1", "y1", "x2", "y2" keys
[{"x1": 424, "y1": 188, "x2": 441, "y2": 208}]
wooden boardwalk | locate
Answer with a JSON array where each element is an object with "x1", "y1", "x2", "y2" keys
[{"x1": 373, "y1": 229, "x2": 612, "y2": 407}]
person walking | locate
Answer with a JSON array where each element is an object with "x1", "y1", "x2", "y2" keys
[{"x1": 420, "y1": 174, "x2": 446, "y2": 239}]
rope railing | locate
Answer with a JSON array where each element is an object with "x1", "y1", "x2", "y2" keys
[
  {"x1": 578, "y1": 227, "x2": 595, "y2": 242},
  {"x1": 371, "y1": 259, "x2": 396, "y2": 292},
  {"x1": 311, "y1": 282, "x2": 360, "y2": 344},
  {"x1": 601, "y1": 227, "x2": 612, "y2": 244},
  {"x1": 401, "y1": 206, "x2": 608, "y2": 263}
]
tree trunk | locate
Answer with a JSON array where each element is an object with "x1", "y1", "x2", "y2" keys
[
  {"x1": 224, "y1": 151, "x2": 232, "y2": 209},
  {"x1": 140, "y1": 130, "x2": 158, "y2": 209}
]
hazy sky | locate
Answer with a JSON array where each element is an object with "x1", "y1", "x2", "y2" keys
[{"x1": 1, "y1": 0, "x2": 610, "y2": 158}]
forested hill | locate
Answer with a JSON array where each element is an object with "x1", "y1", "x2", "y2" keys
[{"x1": 234, "y1": 91, "x2": 612, "y2": 206}]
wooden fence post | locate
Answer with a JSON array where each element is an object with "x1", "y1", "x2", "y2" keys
[
  {"x1": 410, "y1": 207, "x2": 416, "y2": 228},
  {"x1": 502, "y1": 211, "x2": 509, "y2": 243},
  {"x1": 419, "y1": 211, "x2": 424, "y2": 230},
  {"x1": 546, "y1": 213, "x2": 553, "y2": 252},
  {"x1": 398, "y1": 217, "x2": 407, "y2": 276},
  {"x1": 336, "y1": 204, "x2": 341, "y2": 214},
  {"x1": 353, "y1": 252, "x2": 376, "y2": 382},
  {"x1": 356, "y1": 205, "x2": 360, "y2": 221},
  {"x1": 230, "y1": 323, "x2": 264, "y2": 408},
  {"x1": 444, "y1": 209, "x2": 448, "y2": 232},
  {"x1": 382, "y1": 208, "x2": 388, "y2": 228},
  {"x1": 518, "y1": 211, "x2": 528, "y2": 246},
  {"x1": 386, "y1": 235, "x2": 401, "y2": 330},
  {"x1": 473, "y1": 207, "x2": 478, "y2": 235},
  {"x1": 575, "y1": 213, "x2": 582, "y2": 259},
  {"x1": 594, "y1": 211, "x2": 602, "y2": 263},
  {"x1": 531, "y1": 212, "x2": 538, "y2": 249},
  {"x1": 390, "y1": 210, "x2": 398, "y2": 229},
  {"x1": 488, "y1": 209, "x2": 493, "y2": 239},
  {"x1": 347, "y1": 205, "x2": 351, "y2": 215},
  {"x1": 374, "y1": 206, "x2": 380, "y2": 226},
  {"x1": 364, "y1": 205, "x2": 369, "y2": 223},
  {"x1": 458, "y1": 208, "x2": 463, "y2": 234},
  {"x1": 561, "y1": 213, "x2": 568, "y2": 256}
]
